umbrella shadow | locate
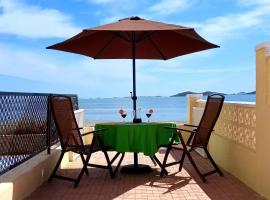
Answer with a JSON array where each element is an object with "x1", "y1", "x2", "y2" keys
[
  {"x1": 27, "y1": 167, "x2": 162, "y2": 200},
  {"x1": 147, "y1": 171, "x2": 192, "y2": 194}
]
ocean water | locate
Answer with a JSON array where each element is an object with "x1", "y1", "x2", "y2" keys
[{"x1": 79, "y1": 94, "x2": 256, "y2": 123}]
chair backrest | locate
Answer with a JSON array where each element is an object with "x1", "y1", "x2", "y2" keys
[
  {"x1": 192, "y1": 94, "x2": 224, "y2": 147},
  {"x1": 50, "y1": 96, "x2": 83, "y2": 149}
]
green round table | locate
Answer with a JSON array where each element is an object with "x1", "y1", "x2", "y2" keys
[{"x1": 95, "y1": 122, "x2": 176, "y2": 173}]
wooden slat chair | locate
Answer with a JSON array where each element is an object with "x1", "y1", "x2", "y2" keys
[
  {"x1": 160, "y1": 94, "x2": 225, "y2": 182},
  {"x1": 48, "y1": 96, "x2": 124, "y2": 187}
]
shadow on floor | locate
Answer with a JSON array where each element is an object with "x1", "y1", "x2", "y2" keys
[
  {"x1": 27, "y1": 150, "x2": 265, "y2": 200},
  {"x1": 167, "y1": 148, "x2": 265, "y2": 200}
]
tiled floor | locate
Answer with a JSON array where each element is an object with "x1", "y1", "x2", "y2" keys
[{"x1": 27, "y1": 149, "x2": 265, "y2": 200}]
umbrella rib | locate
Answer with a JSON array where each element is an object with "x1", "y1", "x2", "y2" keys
[
  {"x1": 135, "y1": 31, "x2": 155, "y2": 43},
  {"x1": 147, "y1": 37, "x2": 166, "y2": 60},
  {"x1": 114, "y1": 32, "x2": 131, "y2": 43},
  {"x1": 93, "y1": 32, "x2": 119, "y2": 59}
]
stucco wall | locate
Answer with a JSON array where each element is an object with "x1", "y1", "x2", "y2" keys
[
  {"x1": 189, "y1": 42, "x2": 270, "y2": 199},
  {"x1": 254, "y1": 42, "x2": 270, "y2": 198}
]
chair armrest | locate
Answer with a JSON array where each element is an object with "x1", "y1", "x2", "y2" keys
[
  {"x1": 72, "y1": 127, "x2": 83, "y2": 130},
  {"x1": 164, "y1": 126, "x2": 197, "y2": 146},
  {"x1": 183, "y1": 124, "x2": 198, "y2": 128},
  {"x1": 74, "y1": 127, "x2": 96, "y2": 130},
  {"x1": 164, "y1": 126, "x2": 196, "y2": 148},
  {"x1": 83, "y1": 126, "x2": 95, "y2": 128},
  {"x1": 164, "y1": 126, "x2": 196, "y2": 134},
  {"x1": 183, "y1": 124, "x2": 214, "y2": 132},
  {"x1": 81, "y1": 128, "x2": 108, "y2": 136}
]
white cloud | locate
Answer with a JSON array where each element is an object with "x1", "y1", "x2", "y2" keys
[
  {"x1": 87, "y1": 0, "x2": 115, "y2": 4},
  {"x1": 100, "y1": 16, "x2": 123, "y2": 24},
  {"x1": 149, "y1": 65, "x2": 253, "y2": 74},
  {"x1": 85, "y1": 0, "x2": 142, "y2": 24},
  {"x1": 0, "y1": 42, "x2": 147, "y2": 97},
  {"x1": 237, "y1": 0, "x2": 270, "y2": 6},
  {"x1": 0, "y1": 43, "x2": 131, "y2": 84},
  {"x1": 0, "y1": 0, "x2": 80, "y2": 38},
  {"x1": 149, "y1": 0, "x2": 192, "y2": 16},
  {"x1": 138, "y1": 55, "x2": 254, "y2": 74},
  {"x1": 85, "y1": 0, "x2": 194, "y2": 25},
  {"x1": 194, "y1": 3, "x2": 270, "y2": 43}
]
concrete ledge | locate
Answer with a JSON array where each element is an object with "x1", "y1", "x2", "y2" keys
[
  {"x1": 0, "y1": 145, "x2": 69, "y2": 200},
  {"x1": 197, "y1": 99, "x2": 256, "y2": 107}
]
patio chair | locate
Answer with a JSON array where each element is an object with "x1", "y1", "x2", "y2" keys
[
  {"x1": 160, "y1": 93, "x2": 225, "y2": 182},
  {"x1": 48, "y1": 96, "x2": 125, "y2": 187}
]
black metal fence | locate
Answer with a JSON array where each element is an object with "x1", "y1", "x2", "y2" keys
[{"x1": 0, "y1": 92, "x2": 78, "y2": 175}]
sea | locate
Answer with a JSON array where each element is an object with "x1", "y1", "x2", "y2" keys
[{"x1": 79, "y1": 94, "x2": 256, "y2": 123}]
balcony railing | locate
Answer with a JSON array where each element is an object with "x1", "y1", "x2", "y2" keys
[
  {"x1": 0, "y1": 92, "x2": 78, "y2": 175},
  {"x1": 196, "y1": 100, "x2": 256, "y2": 150}
]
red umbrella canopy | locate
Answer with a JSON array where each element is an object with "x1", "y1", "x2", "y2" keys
[{"x1": 47, "y1": 16, "x2": 218, "y2": 60}]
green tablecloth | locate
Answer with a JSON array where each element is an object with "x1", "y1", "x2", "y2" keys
[{"x1": 95, "y1": 122, "x2": 176, "y2": 156}]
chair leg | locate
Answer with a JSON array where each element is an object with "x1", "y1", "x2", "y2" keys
[
  {"x1": 112, "y1": 153, "x2": 125, "y2": 177},
  {"x1": 203, "y1": 147, "x2": 223, "y2": 176},
  {"x1": 74, "y1": 164, "x2": 87, "y2": 188},
  {"x1": 160, "y1": 147, "x2": 171, "y2": 177},
  {"x1": 185, "y1": 150, "x2": 206, "y2": 182},
  {"x1": 179, "y1": 151, "x2": 186, "y2": 171},
  {"x1": 48, "y1": 151, "x2": 65, "y2": 183},
  {"x1": 48, "y1": 151, "x2": 87, "y2": 188},
  {"x1": 103, "y1": 150, "x2": 114, "y2": 178},
  {"x1": 73, "y1": 153, "x2": 92, "y2": 188},
  {"x1": 110, "y1": 152, "x2": 121, "y2": 164},
  {"x1": 149, "y1": 156, "x2": 157, "y2": 166},
  {"x1": 84, "y1": 138, "x2": 95, "y2": 168},
  {"x1": 152, "y1": 155, "x2": 168, "y2": 175},
  {"x1": 79, "y1": 153, "x2": 89, "y2": 176},
  {"x1": 74, "y1": 151, "x2": 95, "y2": 188}
]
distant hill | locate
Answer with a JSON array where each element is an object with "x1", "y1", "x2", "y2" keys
[
  {"x1": 202, "y1": 91, "x2": 226, "y2": 96},
  {"x1": 171, "y1": 91, "x2": 198, "y2": 97},
  {"x1": 171, "y1": 91, "x2": 225, "y2": 97},
  {"x1": 231, "y1": 91, "x2": 256, "y2": 95},
  {"x1": 171, "y1": 91, "x2": 256, "y2": 97},
  {"x1": 246, "y1": 91, "x2": 256, "y2": 95}
]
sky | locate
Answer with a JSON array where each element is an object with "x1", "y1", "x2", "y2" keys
[{"x1": 0, "y1": 0, "x2": 268, "y2": 98}]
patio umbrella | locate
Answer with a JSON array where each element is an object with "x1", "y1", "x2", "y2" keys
[{"x1": 47, "y1": 16, "x2": 219, "y2": 122}]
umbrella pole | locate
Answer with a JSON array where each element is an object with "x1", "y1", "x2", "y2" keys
[
  {"x1": 132, "y1": 32, "x2": 138, "y2": 169},
  {"x1": 132, "y1": 32, "x2": 137, "y2": 120}
]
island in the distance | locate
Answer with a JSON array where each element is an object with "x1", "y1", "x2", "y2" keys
[{"x1": 171, "y1": 91, "x2": 256, "y2": 97}]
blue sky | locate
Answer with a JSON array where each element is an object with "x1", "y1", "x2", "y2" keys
[{"x1": 0, "y1": 0, "x2": 268, "y2": 98}]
